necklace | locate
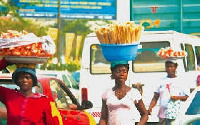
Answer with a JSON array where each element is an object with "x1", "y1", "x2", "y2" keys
[{"x1": 115, "y1": 86, "x2": 127, "y2": 99}]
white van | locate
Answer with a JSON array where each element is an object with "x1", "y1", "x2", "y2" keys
[{"x1": 80, "y1": 30, "x2": 200, "y2": 124}]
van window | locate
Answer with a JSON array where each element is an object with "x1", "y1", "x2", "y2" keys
[
  {"x1": 185, "y1": 44, "x2": 195, "y2": 71},
  {"x1": 91, "y1": 44, "x2": 110, "y2": 74},
  {"x1": 195, "y1": 46, "x2": 200, "y2": 68},
  {"x1": 132, "y1": 41, "x2": 170, "y2": 72},
  {"x1": 181, "y1": 43, "x2": 187, "y2": 72}
]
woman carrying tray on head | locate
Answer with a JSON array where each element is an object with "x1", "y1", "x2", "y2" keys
[
  {"x1": 148, "y1": 59, "x2": 189, "y2": 125},
  {"x1": 99, "y1": 61, "x2": 148, "y2": 125},
  {"x1": 0, "y1": 58, "x2": 63, "y2": 125}
]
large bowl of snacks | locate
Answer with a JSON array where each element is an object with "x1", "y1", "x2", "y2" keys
[
  {"x1": 95, "y1": 21, "x2": 143, "y2": 61},
  {"x1": 0, "y1": 30, "x2": 55, "y2": 64}
]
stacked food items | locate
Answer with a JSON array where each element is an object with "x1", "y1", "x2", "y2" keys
[
  {"x1": 95, "y1": 21, "x2": 143, "y2": 61},
  {"x1": 95, "y1": 21, "x2": 143, "y2": 44},
  {"x1": 0, "y1": 30, "x2": 56, "y2": 64},
  {"x1": 157, "y1": 47, "x2": 187, "y2": 59},
  {"x1": 1, "y1": 30, "x2": 28, "y2": 38}
]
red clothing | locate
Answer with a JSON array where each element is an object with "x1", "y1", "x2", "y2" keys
[
  {"x1": 0, "y1": 58, "x2": 8, "y2": 70},
  {"x1": 0, "y1": 86, "x2": 55, "y2": 125}
]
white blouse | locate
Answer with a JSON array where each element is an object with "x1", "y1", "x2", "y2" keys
[{"x1": 102, "y1": 88, "x2": 142, "y2": 125}]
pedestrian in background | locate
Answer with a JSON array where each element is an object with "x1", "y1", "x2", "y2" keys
[
  {"x1": 148, "y1": 60, "x2": 189, "y2": 125},
  {"x1": 99, "y1": 61, "x2": 148, "y2": 125},
  {"x1": 196, "y1": 75, "x2": 200, "y2": 87}
]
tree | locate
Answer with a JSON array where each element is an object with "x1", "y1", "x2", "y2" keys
[
  {"x1": 0, "y1": 0, "x2": 48, "y2": 36},
  {"x1": 0, "y1": 19, "x2": 48, "y2": 36},
  {"x1": 52, "y1": 19, "x2": 111, "y2": 60}
]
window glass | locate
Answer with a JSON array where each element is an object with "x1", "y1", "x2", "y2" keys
[
  {"x1": 132, "y1": 41, "x2": 170, "y2": 72},
  {"x1": 185, "y1": 44, "x2": 195, "y2": 71},
  {"x1": 195, "y1": 46, "x2": 200, "y2": 70},
  {"x1": 34, "y1": 82, "x2": 43, "y2": 94},
  {"x1": 91, "y1": 44, "x2": 110, "y2": 74},
  {"x1": 67, "y1": 75, "x2": 79, "y2": 89},
  {"x1": 181, "y1": 43, "x2": 187, "y2": 72},
  {"x1": 49, "y1": 79, "x2": 73, "y2": 109},
  {"x1": 62, "y1": 75, "x2": 71, "y2": 88}
]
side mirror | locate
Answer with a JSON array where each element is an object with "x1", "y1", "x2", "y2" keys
[
  {"x1": 81, "y1": 100, "x2": 93, "y2": 109},
  {"x1": 2, "y1": 68, "x2": 10, "y2": 73}
]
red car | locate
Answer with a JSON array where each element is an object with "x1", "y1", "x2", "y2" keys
[{"x1": 0, "y1": 74, "x2": 96, "y2": 125}]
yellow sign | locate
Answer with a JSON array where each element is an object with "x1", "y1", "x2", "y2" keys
[
  {"x1": 48, "y1": 28, "x2": 58, "y2": 40},
  {"x1": 65, "y1": 33, "x2": 75, "y2": 63},
  {"x1": 75, "y1": 35, "x2": 82, "y2": 61}
]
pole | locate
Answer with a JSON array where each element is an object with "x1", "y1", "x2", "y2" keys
[{"x1": 57, "y1": 0, "x2": 61, "y2": 63}]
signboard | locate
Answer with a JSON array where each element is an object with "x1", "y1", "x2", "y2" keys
[
  {"x1": 10, "y1": 0, "x2": 116, "y2": 20},
  {"x1": 130, "y1": 0, "x2": 200, "y2": 34}
]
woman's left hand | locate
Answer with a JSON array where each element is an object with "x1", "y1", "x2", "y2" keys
[{"x1": 170, "y1": 96, "x2": 179, "y2": 101}]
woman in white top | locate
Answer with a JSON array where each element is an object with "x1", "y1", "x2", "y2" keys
[
  {"x1": 99, "y1": 61, "x2": 148, "y2": 125},
  {"x1": 148, "y1": 60, "x2": 189, "y2": 125}
]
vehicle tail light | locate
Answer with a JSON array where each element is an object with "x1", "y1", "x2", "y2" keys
[{"x1": 81, "y1": 88, "x2": 88, "y2": 101}]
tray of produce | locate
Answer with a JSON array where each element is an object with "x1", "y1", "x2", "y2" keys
[
  {"x1": 5, "y1": 56, "x2": 49, "y2": 64},
  {"x1": 0, "y1": 30, "x2": 56, "y2": 64},
  {"x1": 157, "y1": 47, "x2": 187, "y2": 59}
]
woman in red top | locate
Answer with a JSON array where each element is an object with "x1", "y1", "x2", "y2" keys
[{"x1": 0, "y1": 58, "x2": 60, "y2": 125}]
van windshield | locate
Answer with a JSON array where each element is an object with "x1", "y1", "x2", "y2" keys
[
  {"x1": 90, "y1": 41, "x2": 170, "y2": 74},
  {"x1": 133, "y1": 41, "x2": 170, "y2": 72},
  {"x1": 91, "y1": 44, "x2": 110, "y2": 74}
]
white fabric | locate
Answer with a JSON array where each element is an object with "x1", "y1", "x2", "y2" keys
[
  {"x1": 0, "y1": 33, "x2": 56, "y2": 55},
  {"x1": 102, "y1": 88, "x2": 142, "y2": 125},
  {"x1": 154, "y1": 76, "x2": 190, "y2": 119}
]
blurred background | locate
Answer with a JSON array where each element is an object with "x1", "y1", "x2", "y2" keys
[{"x1": 0, "y1": 0, "x2": 200, "y2": 73}]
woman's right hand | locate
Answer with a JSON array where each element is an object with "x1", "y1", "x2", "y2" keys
[{"x1": 147, "y1": 109, "x2": 152, "y2": 115}]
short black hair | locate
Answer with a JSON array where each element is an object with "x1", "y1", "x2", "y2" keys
[{"x1": 165, "y1": 61, "x2": 178, "y2": 67}]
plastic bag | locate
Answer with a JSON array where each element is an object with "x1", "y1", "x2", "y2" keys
[{"x1": 166, "y1": 100, "x2": 181, "y2": 119}]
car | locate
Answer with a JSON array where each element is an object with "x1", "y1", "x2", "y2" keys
[
  {"x1": 174, "y1": 86, "x2": 200, "y2": 125},
  {"x1": 0, "y1": 73, "x2": 96, "y2": 125},
  {"x1": 36, "y1": 70, "x2": 80, "y2": 101}
]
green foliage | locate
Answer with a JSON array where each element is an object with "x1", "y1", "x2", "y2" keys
[
  {"x1": 65, "y1": 62, "x2": 80, "y2": 72},
  {"x1": 0, "y1": 19, "x2": 48, "y2": 36},
  {"x1": 0, "y1": 0, "x2": 23, "y2": 21},
  {"x1": 39, "y1": 63, "x2": 80, "y2": 73},
  {"x1": 0, "y1": 0, "x2": 48, "y2": 36},
  {"x1": 51, "y1": 19, "x2": 112, "y2": 61},
  {"x1": 0, "y1": 1, "x2": 111, "y2": 71},
  {"x1": 60, "y1": 19, "x2": 93, "y2": 36}
]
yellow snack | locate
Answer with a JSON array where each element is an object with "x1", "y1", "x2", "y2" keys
[
  {"x1": 95, "y1": 28, "x2": 104, "y2": 44},
  {"x1": 94, "y1": 21, "x2": 143, "y2": 44},
  {"x1": 101, "y1": 27, "x2": 110, "y2": 44}
]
